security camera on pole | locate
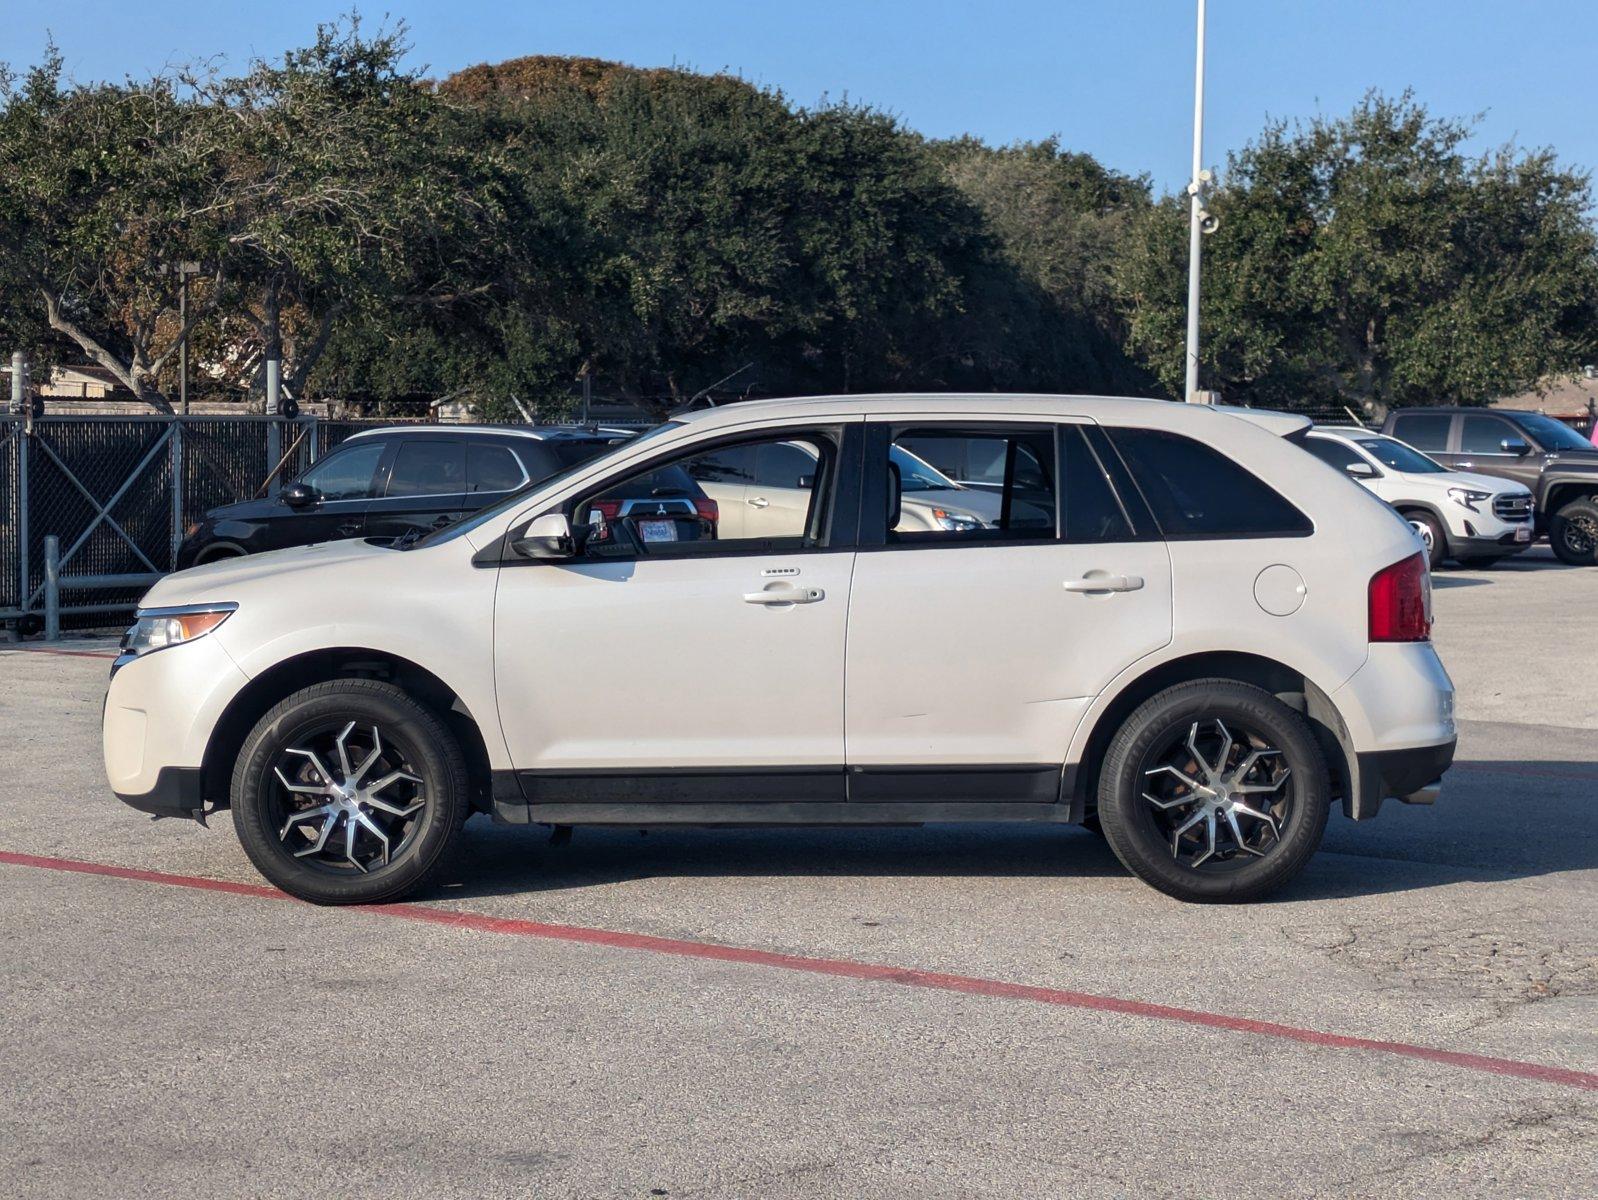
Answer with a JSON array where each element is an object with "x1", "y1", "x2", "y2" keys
[{"x1": 1184, "y1": 0, "x2": 1221, "y2": 404}]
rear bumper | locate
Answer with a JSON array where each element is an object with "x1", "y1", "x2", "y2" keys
[
  {"x1": 115, "y1": 766, "x2": 205, "y2": 820},
  {"x1": 1351, "y1": 740, "x2": 1456, "y2": 819}
]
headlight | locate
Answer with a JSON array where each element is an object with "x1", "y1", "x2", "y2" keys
[
  {"x1": 1447, "y1": 487, "x2": 1490, "y2": 513},
  {"x1": 119, "y1": 603, "x2": 237, "y2": 660},
  {"x1": 931, "y1": 508, "x2": 984, "y2": 532}
]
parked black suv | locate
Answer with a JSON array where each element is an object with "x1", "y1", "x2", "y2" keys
[
  {"x1": 1381, "y1": 408, "x2": 1598, "y2": 565},
  {"x1": 177, "y1": 426, "x2": 631, "y2": 569}
]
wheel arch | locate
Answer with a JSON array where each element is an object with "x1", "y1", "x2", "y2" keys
[
  {"x1": 1068, "y1": 651, "x2": 1355, "y2": 821},
  {"x1": 200, "y1": 647, "x2": 495, "y2": 813},
  {"x1": 1546, "y1": 480, "x2": 1598, "y2": 514}
]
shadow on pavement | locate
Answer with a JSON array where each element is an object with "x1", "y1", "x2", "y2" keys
[
  {"x1": 1431, "y1": 576, "x2": 1491, "y2": 589},
  {"x1": 425, "y1": 756, "x2": 1596, "y2": 904}
]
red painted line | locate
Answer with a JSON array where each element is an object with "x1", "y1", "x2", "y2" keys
[{"x1": 3, "y1": 848, "x2": 1595, "y2": 1094}]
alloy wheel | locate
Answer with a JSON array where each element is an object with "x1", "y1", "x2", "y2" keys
[
  {"x1": 271, "y1": 720, "x2": 429, "y2": 873},
  {"x1": 1563, "y1": 511, "x2": 1597, "y2": 557},
  {"x1": 1139, "y1": 718, "x2": 1293, "y2": 869},
  {"x1": 1407, "y1": 518, "x2": 1434, "y2": 553}
]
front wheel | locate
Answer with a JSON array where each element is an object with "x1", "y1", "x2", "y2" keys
[
  {"x1": 231, "y1": 680, "x2": 469, "y2": 904},
  {"x1": 1403, "y1": 511, "x2": 1446, "y2": 569},
  {"x1": 1550, "y1": 498, "x2": 1598, "y2": 565},
  {"x1": 1097, "y1": 680, "x2": 1330, "y2": 903}
]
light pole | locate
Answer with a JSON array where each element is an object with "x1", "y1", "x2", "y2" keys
[
  {"x1": 165, "y1": 261, "x2": 202, "y2": 414},
  {"x1": 1184, "y1": 0, "x2": 1217, "y2": 403}
]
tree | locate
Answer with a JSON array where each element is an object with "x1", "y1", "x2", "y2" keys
[
  {"x1": 0, "y1": 49, "x2": 219, "y2": 412},
  {"x1": 1117, "y1": 92, "x2": 1598, "y2": 411}
]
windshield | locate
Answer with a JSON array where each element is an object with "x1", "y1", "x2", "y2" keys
[
  {"x1": 1355, "y1": 436, "x2": 1447, "y2": 474},
  {"x1": 890, "y1": 445, "x2": 961, "y2": 492},
  {"x1": 1509, "y1": 412, "x2": 1593, "y2": 452},
  {"x1": 404, "y1": 422, "x2": 678, "y2": 549}
]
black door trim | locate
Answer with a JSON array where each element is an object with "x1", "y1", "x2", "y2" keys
[{"x1": 511, "y1": 764, "x2": 1068, "y2": 807}]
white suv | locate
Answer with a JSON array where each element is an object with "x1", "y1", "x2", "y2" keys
[
  {"x1": 103, "y1": 395, "x2": 1457, "y2": 905},
  {"x1": 1303, "y1": 427, "x2": 1535, "y2": 568}
]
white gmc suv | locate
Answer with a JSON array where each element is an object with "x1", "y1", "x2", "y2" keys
[{"x1": 103, "y1": 395, "x2": 1456, "y2": 905}]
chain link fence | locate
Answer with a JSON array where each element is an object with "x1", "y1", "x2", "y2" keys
[{"x1": 0, "y1": 414, "x2": 591, "y2": 631}]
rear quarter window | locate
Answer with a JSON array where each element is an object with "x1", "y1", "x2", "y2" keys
[{"x1": 1107, "y1": 428, "x2": 1312, "y2": 538}]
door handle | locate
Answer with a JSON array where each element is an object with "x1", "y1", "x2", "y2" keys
[
  {"x1": 1063, "y1": 573, "x2": 1144, "y2": 594},
  {"x1": 747, "y1": 496, "x2": 770, "y2": 508},
  {"x1": 335, "y1": 521, "x2": 362, "y2": 536},
  {"x1": 743, "y1": 584, "x2": 825, "y2": 605}
]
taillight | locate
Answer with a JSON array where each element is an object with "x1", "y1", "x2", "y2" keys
[
  {"x1": 1368, "y1": 552, "x2": 1431, "y2": 642},
  {"x1": 590, "y1": 500, "x2": 621, "y2": 521},
  {"x1": 693, "y1": 498, "x2": 719, "y2": 523}
]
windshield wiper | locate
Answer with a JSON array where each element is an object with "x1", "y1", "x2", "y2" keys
[{"x1": 392, "y1": 528, "x2": 424, "y2": 551}]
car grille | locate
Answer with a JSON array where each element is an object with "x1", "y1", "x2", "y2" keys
[{"x1": 1493, "y1": 493, "x2": 1533, "y2": 521}]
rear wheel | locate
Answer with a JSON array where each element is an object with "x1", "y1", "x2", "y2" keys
[
  {"x1": 1403, "y1": 510, "x2": 1446, "y2": 569},
  {"x1": 1550, "y1": 498, "x2": 1598, "y2": 565},
  {"x1": 1097, "y1": 680, "x2": 1330, "y2": 903},
  {"x1": 231, "y1": 680, "x2": 468, "y2": 904}
]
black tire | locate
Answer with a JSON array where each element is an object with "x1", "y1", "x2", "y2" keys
[
  {"x1": 231, "y1": 679, "x2": 469, "y2": 904},
  {"x1": 1549, "y1": 498, "x2": 1598, "y2": 566},
  {"x1": 1402, "y1": 510, "x2": 1447, "y2": 569},
  {"x1": 1097, "y1": 680, "x2": 1331, "y2": 904}
]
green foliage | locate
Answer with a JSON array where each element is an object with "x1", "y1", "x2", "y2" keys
[{"x1": 1117, "y1": 92, "x2": 1598, "y2": 410}]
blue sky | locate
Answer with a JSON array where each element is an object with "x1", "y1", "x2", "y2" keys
[{"x1": 14, "y1": 1, "x2": 1598, "y2": 193}]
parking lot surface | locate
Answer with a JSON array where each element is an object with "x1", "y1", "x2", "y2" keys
[{"x1": 2, "y1": 548, "x2": 1594, "y2": 1198}]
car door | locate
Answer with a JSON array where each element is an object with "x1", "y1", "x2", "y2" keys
[
  {"x1": 492, "y1": 422, "x2": 861, "y2": 793},
  {"x1": 275, "y1": 438, "x2": 387, "y2": 546},
  {"x1": 365, "y1": 437, "x2": 470, "y2": 543},
  {"x1": 1455, "y1": 413, "x2": 1542, "y2": 492},
  {"x1": 843, "y1": 421, "x2": 1173, "y2": 799}
]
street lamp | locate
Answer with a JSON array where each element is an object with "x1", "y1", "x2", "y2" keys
[{"x1": 1184, "y1": 0, "x2": 1219, "y2": 404}]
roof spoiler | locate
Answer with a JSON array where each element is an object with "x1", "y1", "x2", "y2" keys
[{"x1": 1211, "y1": 405, "x2": 1314, "y2": 443}]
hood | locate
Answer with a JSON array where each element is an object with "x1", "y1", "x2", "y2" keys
[
  {"x1": 138, "y1": 537, "x2": 390, "y2": 609},
  {"x1": 1411, "y1": 469, "x2": 1531, "y2": 495},
  {"x1": 1543, "y1": 450, "x2": 1598, "y2": 471}
]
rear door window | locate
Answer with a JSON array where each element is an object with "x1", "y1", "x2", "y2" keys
[
  {"x1": 1107, "y1": 428, "x2": 1311, "y2": 538},
  {"x1": 883, "y1": 428, "x2": 1056, "y2": 543},
  {"x1": 385, "y1": 440, "x2": 468, "y2": 498},
  {"x1": 1390, "y1": 413, "x2": 1453, "y2": 452},
  {"x1": 466, "y1": 442, "x2": 527, "y2": 493},
  {"x1": 1059, "y1": 425, "x2": 1134, "y2": 541},
  {"x1": 1302, "y1": 437, "x2": 1366, "y2": 472}
]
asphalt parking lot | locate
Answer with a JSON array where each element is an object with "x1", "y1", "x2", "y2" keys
[{"x1": 2, "y1": 546, "x2": 1594, "y2": 1199}]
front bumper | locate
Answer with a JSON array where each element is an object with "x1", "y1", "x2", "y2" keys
[{"x1": 116, "y1": 766, "x2": 205, "y2": 820}]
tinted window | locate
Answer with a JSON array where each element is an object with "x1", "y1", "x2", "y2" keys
[
  {"x1": 685, "y1": 444, "x2": 756, "y2": 486},
  {"x1": 887, "y1": 428, "x2": 1055, "y2": 542},
  {"x1": 754, "y1": 441, "x2": 820, "y2": 488},
  {"x1": 1390, "y1": 413, "x2": 1452, "y2": 452},
  {"x1": 1460, "y1": 415, "x2": 1514, "y2": 454},
  {"x1": 467, "y1": 443, "x2": 526, "y2": 493},
  {"x1": 1507, "y1": 412, "x2": 1592, "y2": 451},
  {"x1": 386, "y1": 441, "x2": 467, "y2": 498},
  {"x1": 1108, "y1": 428, "x2": 1311, "y2": 538},
  {"x1": 1303, "y1": 437, "x2": 1365, "y2": 471},
  {"x1": 298, "y1": 442, "x2": 383, "y2": 501},
  {"x1": 1060, "y1": 425, "x2": 1132, "y2": 541}
]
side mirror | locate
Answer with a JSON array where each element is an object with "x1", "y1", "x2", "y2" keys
[
  {"x1": 1500, "y1": 437, "x2": 1531, "y2": 456},
  {"x1": 511, "y1": 512, "x2": 576, "y2": 560},
  {"x1": 281, "y1": 482, "x2": 316, "y2": 509},
  {"x1": 1345, "y1": 461, "x2": 1378, "y2": 479}
]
